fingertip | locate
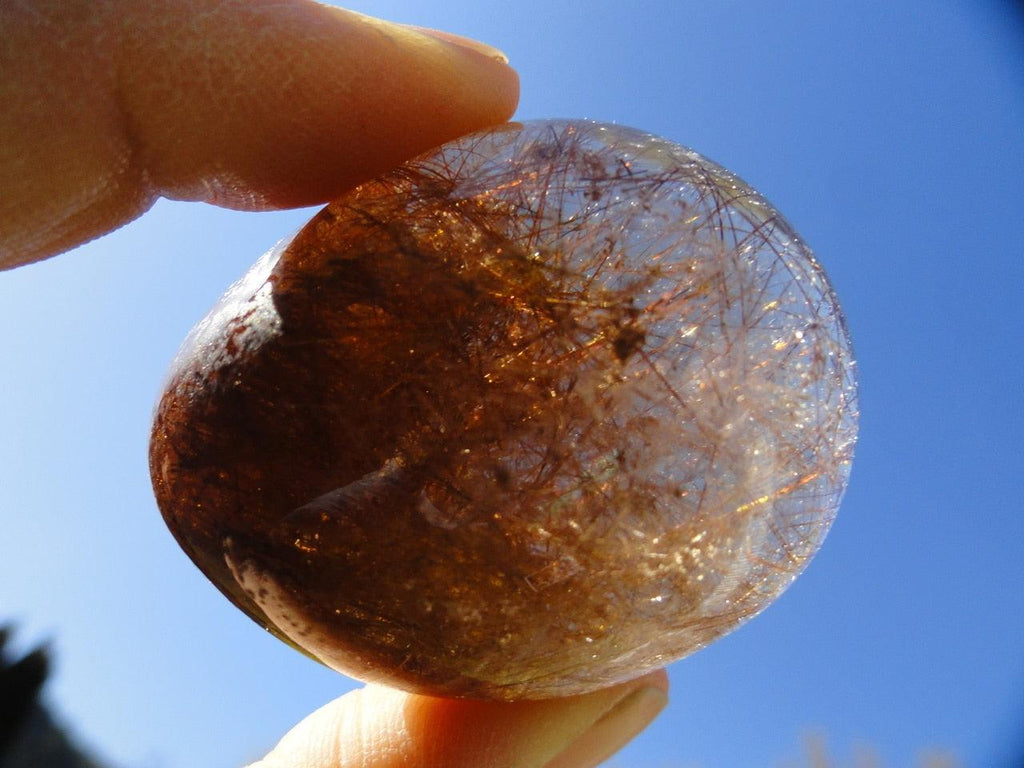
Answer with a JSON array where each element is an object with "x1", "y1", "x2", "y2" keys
[
  {"x1": 547, "y1": 671, "x2": 669, "y2": 768},
  {"x1": 117, "y1": 0, "x2": 521, "y2": 209},
  {"x1": 253, "y1": 671, "x2": 668, "y2": 768}
]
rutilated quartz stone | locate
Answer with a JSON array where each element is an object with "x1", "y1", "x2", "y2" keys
[{"x1": 150, "y1": 120, "x2": 858, "y2": 700}]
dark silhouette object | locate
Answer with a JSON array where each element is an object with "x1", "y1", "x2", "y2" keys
[{"x1": 0, "y1": 626, "x2": 107, "y2": 768}]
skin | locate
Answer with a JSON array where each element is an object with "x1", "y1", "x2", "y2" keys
[{"x1": 0, "y1": 0, "x2": 669, "y2": 766}]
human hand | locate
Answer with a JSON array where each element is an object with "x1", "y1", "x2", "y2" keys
[
  {"x1": 0, "y1": 0, "x2": 669, "y2": 765},
  {"x1": 1, "y1": 0, "x2": 519, "y2": 267}
]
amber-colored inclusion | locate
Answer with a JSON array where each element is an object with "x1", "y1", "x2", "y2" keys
[{"x1": 150, "y1": 120, "x2": 858, "y2": 699}]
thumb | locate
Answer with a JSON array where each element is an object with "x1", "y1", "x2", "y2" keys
[{"x1": 251, "y1": 670, "x2": 668, "y2": 768}]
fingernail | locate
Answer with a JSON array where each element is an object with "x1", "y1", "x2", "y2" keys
[
  {"x1": 546, "y1": 686, "x2": 669, "y2": 768},
  {"x1": 405, "y1": 25, "x2": 510, "y2": 64}
]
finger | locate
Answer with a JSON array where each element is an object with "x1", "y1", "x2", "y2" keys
[
  {"x1": 0, "y1": 0, "x2": 519, "y2": 268},
  {"x1": 251, "y1": 670, "x2": 668, "y2": 768}
]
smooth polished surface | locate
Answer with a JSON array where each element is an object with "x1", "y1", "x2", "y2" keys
[{"x1": 150, "y1": 120, "x2": 857, "y2": 699}]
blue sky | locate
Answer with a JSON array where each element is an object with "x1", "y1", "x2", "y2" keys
[{"x1": 1, "y1": 1, "x2": 1022, "y2": 767}]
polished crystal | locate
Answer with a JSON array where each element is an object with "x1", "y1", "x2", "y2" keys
[{"x1": 150, "y1": 120, "x2": 858, "y2": 699}]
